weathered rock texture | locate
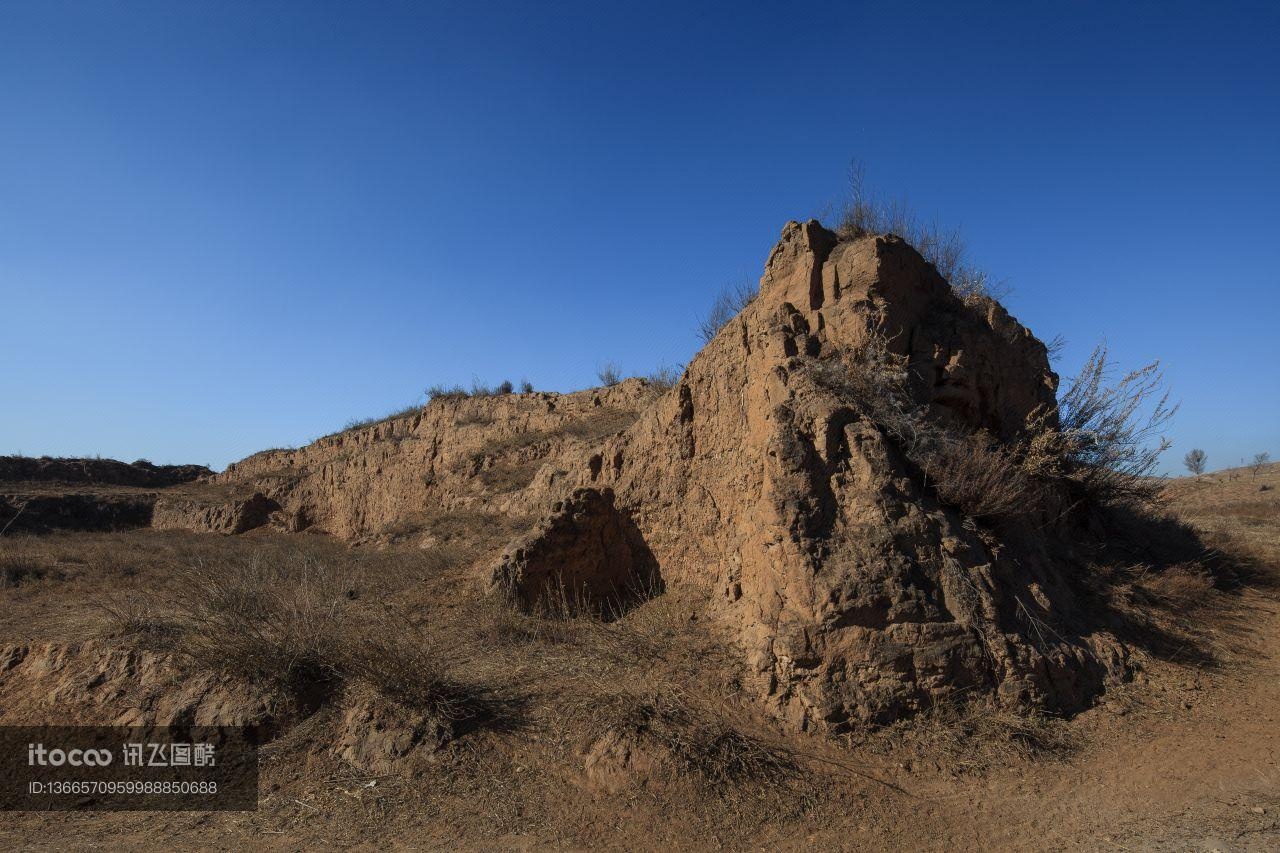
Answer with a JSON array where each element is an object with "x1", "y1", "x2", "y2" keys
[
  {"x1": 0, "y1": 644, "x2": 449, "y2": 771},
  {"x1": 492, "y1": 488, "x2": 659, "y2": 611},
  {"x1": 163, "y1": 220, "x2": 1127, "y2": 732},
  {"x1": 505, "y1": 222, "x2": 1124, "y2": 730},
  {"x1": 152, "y1": 491, "x2": 279, "y2": 535},
  {"x1": 0, "y1": 642, "x2": 278, "y2": 728},
  {"x1": 155, "y1": 382, "x2": 656, "y2": 542}
]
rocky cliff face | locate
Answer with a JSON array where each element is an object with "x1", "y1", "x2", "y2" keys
[
  {"x1": 162, "y1": 220, "x2": 1127, "y2": 732},
  {"x1": 499, "y1": 222, "x2": 1123, "y2": 730}
]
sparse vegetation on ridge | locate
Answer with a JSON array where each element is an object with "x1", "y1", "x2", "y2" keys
[
  {"x1": 643, "y1": 363, "x2": 681, "y2": 390},
  {"x1": 597, "y1": 361, "x2": 622, "y2": 387},
  {"x1": 340, "y1": 403, "x2": 423, "y2": 433},
  {"x1": 835, "y1": 159, "x2": 1003, "y2": 301}
]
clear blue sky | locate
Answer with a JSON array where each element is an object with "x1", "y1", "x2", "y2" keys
[{"x1": 2, "y1": 1, "x2": 1277, "y2": 473}]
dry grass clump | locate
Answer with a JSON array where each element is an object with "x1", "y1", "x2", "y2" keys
[
  {"x1": 0, "y1": 556, "x2": 52, "y2": 588},
  {"x1": 418, "y1": 508, "x2": 535, "y2": 555},
  {"x1": 813, "y1": 342, "x2": 1043, "y2": 523},
  {"x1": 335, "y1": 625, "x2": 521, "y2": 730},
  {"x1": 921, "y1": 432, "x2": 1044, "y2": 522},
  {"x1": 580, "y1": 687, "x2": 794, "y2": 785},
  {"x1": 169, "y1": 555, "x2": 359, "y2": 701},
  {"x1": 562, "y1": 407, "x2": 641, "y2": 442},
  {"x1": 454, "y1": 410, "x2": 495, "y2": 427},
  {"x1": 459, "y1": 408, "x2": 640, "y2": 491},
  {"x1": 477, "y1": 459, "x2": 544, "y2": 493},
  {"x1": 835, "y1": 160, "x2": 1001, "y2": 300},
  {"x1": 98, "y1": 598, "x2": 182, "y2": 642},
  {"x1": 858, "y1": 697, "x2": 1075, "y2": 776},
  {"x1": 173, "y1": 555, "x2": 501, "y2": 722},
  {"x1": 90, "y1": 544, "x2": 503, "y2": 726},
  {"x1": 339, "y1": 403, "x2": 423, "y2": 434},
  {"x1": 426, "y1": 383, "x2": 468, "y2": 401}
]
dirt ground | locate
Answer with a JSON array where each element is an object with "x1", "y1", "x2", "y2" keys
[{"x1": 0, "y1": 465, "x2": 1276, "y2": 851}]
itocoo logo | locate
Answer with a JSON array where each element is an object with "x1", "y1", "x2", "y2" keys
[{"x1": 27, "y1": 743, "x2": 114, "y2": 766}]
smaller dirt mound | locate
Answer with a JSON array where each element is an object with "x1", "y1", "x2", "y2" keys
[
  {"x1": 491, "y1": 488, "x2": 661, "y2": 614},
  {"x1": 152, "y1": 490, "x2": 281, "y2": 535}
]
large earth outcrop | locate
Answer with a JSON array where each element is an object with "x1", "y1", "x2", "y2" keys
[
  {"x1": 163, "y1": 220, "x2": 1127, "y2": 732},
  {"x1": 499, "y1": 221, "x2": 1124, "y2": 731}
]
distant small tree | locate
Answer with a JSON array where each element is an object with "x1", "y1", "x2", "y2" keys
[
  {"x1": 1183, "y1": 448, "x2": 1207, "y2": 476},
  {"x1": 519, "y1": 379, "x2": 534, "y2": 394},
  {"x1": 1251, "y1": 452, "x2": 1271, "y2": 479},
  {"x1": 597, "y1": 361, "x2": 622, "y2": 387},
  {"x1": 497, "y1": 380, "x2": 514, "y2": 395}
]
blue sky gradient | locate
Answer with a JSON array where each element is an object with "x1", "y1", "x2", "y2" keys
[{"x1": 2, "y1": 1, "x2": 1277, "y2": 472}]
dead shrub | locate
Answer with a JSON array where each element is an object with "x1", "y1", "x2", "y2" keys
[
  {"x1": 816, "y1": 334, "x2": 1176, "y2": 521},
  {"x1": 1044, "y1": 344, "x2": 1176, "y2": 506},
  {"x1": 596, "y1": 361, "x2": 622, "y2": 387},
  {"x1": 97, "y1": 598, "x2": 182, "y2": 643},
  {"x1": 860, "y1": 698, "x2": 1074, "y2": 775},
  {"x1": 336, "y1": 622, "x2": 514, "y2": 728},
  {"x1": 643, "y1": 363, "x2": 681, "y2": 391},
  {"x1": 469, "y1": 378, "x2": 513, "y2": 397},
  {"x1": 697, "y1": 279, "x2": 757, "y2": 344},
  {"x1": 921, "y1": 432, "x2": 1043, "y2": 522}
]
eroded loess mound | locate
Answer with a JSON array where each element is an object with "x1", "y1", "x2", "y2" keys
[
  {"x1": 154, "y1": 381, "x2": 659, "y2": 543},
  {"x1": 157, "y1": 220, "x2": 1140, "y2": 733},
  {"x1": 499, "y1": 221, "x2": 1128, "y2": 731}
]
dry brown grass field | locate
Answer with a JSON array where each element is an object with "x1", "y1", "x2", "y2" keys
[{"x1": 0, "y1": 462, "x2": 1276, "y2": 851}]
